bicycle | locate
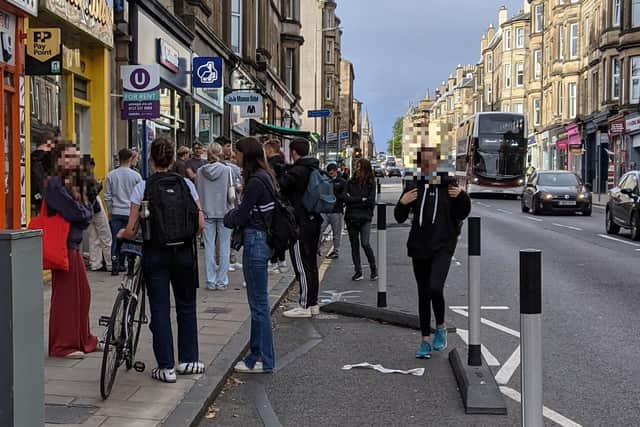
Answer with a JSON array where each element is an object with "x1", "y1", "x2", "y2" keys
[{"x1": 99, "y1": 237, "x2": 147, "y2": 400}]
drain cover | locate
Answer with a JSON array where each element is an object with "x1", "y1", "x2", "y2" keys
[
  {"x1": 45, "y1": 404, "x2": 98, "y2": 424},
  {"x1": 204, "y1": 306, "x2": 230, "y2": 314}
]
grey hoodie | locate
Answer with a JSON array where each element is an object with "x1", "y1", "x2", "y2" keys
[{"x1": 196, "y1": 162, "x2": 234, "y2": 219}]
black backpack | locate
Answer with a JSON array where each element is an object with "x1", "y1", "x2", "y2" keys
[
  {"x1": 254, "y1": 175, "x2": 299, "y2": 253},
  {"x1": 143, "y1": 172, "x2": 199, "y2": 247}
]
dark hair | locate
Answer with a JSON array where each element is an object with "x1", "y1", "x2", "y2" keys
[
  {"x1": 38, "y1": 131, "x2": 55, "y2": 148},
  {"x1": 214, "y1": 135, "x2": 231, "y2": 146},
  {"x1": 235, "y1": 136, "x2": 277, "y2": 188},
  {"x1": 118, "y1": 148, "x2": 134, "y2": 164},
  {"x1": 326, "y1": 163, "x2": 338, "y2": 172},
  {"x1": 355, "y1": 158, "x2": 374, "y2": 186},
  {"x1": 150, "y1": 137, "x2": 175, "y2": 169},
  {"x1": 290, "y1": 138, "x2": 310, "y2": 157},
  {"x1": 192, "y1": 141, "x2": 203, "y2": 149}
]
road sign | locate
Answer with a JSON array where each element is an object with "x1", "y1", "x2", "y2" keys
[
  {"x1": 192, "y1": 57, "x2": 222, "y2": 88},
  {"x1": 327, "y1": 132, "x2": 338, "y2": 142},
  {"x1": 121, "y1": 65, "x2": 161, "y2": 120},
  {"x1": 224, "y1": 91, "x2": 262, "y2": 105},
  {"x1": 26, "y1": 28, "x2": 62, "y2": 75},
  {"x1": 340, "y1": 130, "x2": 350, "y2": 140},
  {"x1": 308, "y1": 109, "x2": 331, "y2": 118},
  {"x1": 239, "y1": 101, "x2": 263, "y2": 119}
]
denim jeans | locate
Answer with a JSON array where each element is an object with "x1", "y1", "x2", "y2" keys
[
  {"x1": 110, "y1": 214, "x2": 129, "y2": 271},
  {"x1": 203, "y1": 219, "x2": 231, "y2": 288},
  {"x1": 242, "y1": 228, "x2": 275, "y2": 371},
  {"x1": 143, "y1": 243, "x2": 199, "y2": 369}
]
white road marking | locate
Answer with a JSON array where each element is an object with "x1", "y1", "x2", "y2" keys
[
  {"x1": 592, "y1": 204, "x2": 605, "y2": 210},
  {"x1": 500, "y1": 386, "x2": 583, "y2": 427},
  {"x1": 497, "y1": 208, "x2": 513, "y2": 215},
  {"x1": 636, "y1": 249, "x2": 640, "y2": 252},
  {"x1": 476, "y1": 202, "x2": 491, "y2": 208},
  {"x1": 449, "y1": 306, "x2": 510, "y2": 310},
  {"x1": 455, "y1": 328, "x2": 500, "y2": 366},
  {"x1": 494, "y1": 345, "x2": 521, "y2": 385},
  {"x1": 525, "y1": 216, "x2": 543, "y2": 222},
  {"x1": 552, "y1": 223, "x2": 583, "y2": 231},
  {"x1": 597, "y1": 234, "x2": 640, "y2": 247},
  {"x1": 450, "y1": 308, "x2": 521, "y2": 338}
]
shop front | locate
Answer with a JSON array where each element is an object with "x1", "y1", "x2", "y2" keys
[
  {"x1": 191, "y1": 35, "x2": 225, "y2": 145},
  {"x1": 582, "y1": 110, "x2": 612, "y2": 193},
  {"x1": 608, "y1": 114, "x2": 626, "y2": 189},
  {"x1": 624, "y1": 113, "x2": 640, "y2": 172},
  {"x1": 565, "y1": 122, "x2": 582, "y2": 175}
]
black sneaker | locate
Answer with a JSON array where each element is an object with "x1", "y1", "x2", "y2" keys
[
  {"x1": 352, "y1": 272, "x2": 364, "y2": 281},
  {"x1": 326, "y1": 251, "x2": 339, "y2": 259},
  {"x1": 370, "y1": 271, "x2": 378, "y2": 281}
]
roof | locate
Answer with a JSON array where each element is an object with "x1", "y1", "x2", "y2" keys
[{"x1": 504, "y1": 12, "x2": 531, "y2": 25}]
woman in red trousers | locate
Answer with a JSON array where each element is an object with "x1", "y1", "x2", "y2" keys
[{"x1": 43, "y1": 143, "x2": 98, "y2": 359}]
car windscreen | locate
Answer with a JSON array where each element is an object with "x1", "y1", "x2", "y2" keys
[{"x1": 537, "y1": 173, "x2": 578, "y2": 186}]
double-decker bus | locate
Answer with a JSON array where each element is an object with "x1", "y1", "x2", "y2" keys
[{"x1": 456, "y1": 112, "x2": 527, "y2": 196}]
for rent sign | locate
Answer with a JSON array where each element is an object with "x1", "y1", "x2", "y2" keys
[{"x1": 121, "y1": 65, "x2": 161, "y2": 120}]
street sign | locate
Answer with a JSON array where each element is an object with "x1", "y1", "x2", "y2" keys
[
  {"x1": 25, "y1": 28, "x2": 62, "y2": 75},
  {"x1": 340, "y1": 130, "x2": 350, "y2": 140},
  {"x1": 192, "y1": 57, "x2": 222, "y2": 88},
  {"x1": 239, "y1": 101, "x2": 263, "y2": 119},
  {"x1": 121, "y1": 64, "x2": 161, "y2": 120},
  {"x1": 308, "y1": 109, "x2": 331, "y2": 118},
  {"x1": 327, "y1": 132, "x2": 338, "y2": 142},
  {"x1": 224, "y1": 91, "x2": 262, "y2": 105}
]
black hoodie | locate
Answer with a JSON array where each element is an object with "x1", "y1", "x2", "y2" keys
[
  {"x1": 31, "y1": 149, "x2": 51, "y2": 208},
  {"x1": 280, "y1": 156, "x2": 322, "y2": 224},
  {"x1": 394, "y1": 178, "x2": 471, "y2": 259}
]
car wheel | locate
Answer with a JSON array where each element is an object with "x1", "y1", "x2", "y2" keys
[
  {"x1": 631, "y1": 214, "x2": 640, "y2": 241},
  {"x1": 606, "y1": 209, "x2": 620, "y2": 235},
  {"x1": 530, "y1": 197, "x2": 538, "y2": 215},
  {"x1": 521, "y1": 198, "x2": 530, "y2": 213}
]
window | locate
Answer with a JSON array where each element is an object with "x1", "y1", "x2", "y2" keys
[
  {"x1": 593, "y1": 71, "x2": 599, "y2": 110},
  {"x1": 516, "y1": 62, "x2": 524, "y2": 86},
  {"x1": 634, "y1": 0, "x2": 640, "y2": 28},
  {"x1": 557, "y1": 82, "x2": 564, "y2": 116},
  {"x1": 570, "y1": 23, "x2": 578, "y2": 58},
  {"x1": 533, "y1": 98, "x2": 541, "y2": 125},
  {"x1": 513, "y1": 103, "x2": 524, "y2": 114},
  {"x1": 504, "y1": 29, "x2": 512, "y2": 51},
  {"x1": 325, "y1": 76, "x2": 332, "y2": 100},
  {"x1": 502, "y1": 103, "x2": 510, "y2": 112},
  {"x1": 487, "y1": 83, "x2": 493, "y2": 104},
  {"x1": 613, "y1": 0, "x2": 621, "y2": 27},
  {"x1": 516, "y1": 27, "x2": 525, "y2": 48},
  {"x1": 504, "y1": 64, "x2": 511, "y2": 88},
  {"x1": 535, "y1": 5, "x2": 543, "y2": 33},
  {"x1": 323, "y1": 9, "x2": 333, "y2": 29},
  {"x1": 325, "y1": 39, "x2": 334, "y2": 64},
  {"x1": 559, "y1": 25, "x2": 565, "y2": 60},
  {"x1": 585, "y1": 16, "x2": 591, "y2": 51},
  {"x1": 255, "y1": 0, "x2": 260, "y2": 47},
  {"x1": 631, "y1": 57, "x2": 640, "y2": 103},
  {"x1": 487, "y1": 54, "x2": 493, "y2": 72},
  {"x1": 231, "y1": 0, "x2": 242, "y2": 55},
  {"x1": 285, "y1": 48, "x2": 294, "y2": 92},
  {"x1": 568, "y1": 82, "x2": 577, "y2": 118},
  {"x1": 534, "y1": 50, "x2": 542, "y2": 80},
  {"x1": 284, "y1": 0, "x2": 295, "y2": 20},
  {"x1": 612, "y1": 57, "x2": 620, "y2": 100}
]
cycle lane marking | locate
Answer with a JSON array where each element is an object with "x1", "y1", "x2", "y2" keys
[{"x1": 500, "y1": 387, "x2": 583, "y2": 427}]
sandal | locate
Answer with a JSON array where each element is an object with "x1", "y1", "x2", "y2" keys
[
  {"x1": 176, "y1": 361, "x2": 205, "y2": 375},
  {"x1": 151, "y1": 368, "x2": 177, "y2": 383}
]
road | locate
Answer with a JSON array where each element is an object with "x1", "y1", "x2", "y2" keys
[{"x1": 200, "y1": 180, "x2": 640, "y2": 426}]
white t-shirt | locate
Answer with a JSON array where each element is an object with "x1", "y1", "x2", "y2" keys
[{"x1": 130, "y1": 178, "x2": 199, "y2": 206}]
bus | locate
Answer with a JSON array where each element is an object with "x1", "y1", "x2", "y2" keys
[{"x1": 455, "y1": 112, "x2": 527, "y2": 196}]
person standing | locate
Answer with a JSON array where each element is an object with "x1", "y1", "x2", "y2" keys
[
  {"x1": 104, "y1": 148, "x2": 142, "y2": 275},
  {"x1": 118, "y1": 137, "x2": 205, "y2": 383},
  {"x1": 394, "y1": 147, "x2": 471, "y2": 359},
  {"x1": 185, "y1": 141, "x2": 207, "y2": 182},
  {"x1": 219, "y1": 136, "x2": 243, "y2": 271},
  {"x1": 344, "y1": 159, "x2": 377, "y2": 281},
  {"x1": 224, "y1": 137, "x2": 277, "y2": 373},
  {"x1": 279, "y1": 138, "x2": 322, "y2": 318},
  {"x1": 83, "y1": 157, "x2": 112, "y2": 272},
  {"x1": 264, "y1": 138, "x2": 289, "y2": 273},
  {"x1": 43, "y1": 143, "x2": 98, "y2": 359},
  {"x1": 174, "y1": 146, "x2": 191, "y2": 177},
  {"x1": 320, "y1": 163, "x2": 346, "y2": 259},
  {"x1": 31, "y1": 132, "x2": 55, "y2": 215},
  {"x1": 196, "y1": 143, "x2": 234, "y2": 290}
]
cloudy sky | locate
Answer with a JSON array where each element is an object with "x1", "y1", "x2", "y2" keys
[{"x1": 337, "y1": 0, "x2": 524, "y2": 152}]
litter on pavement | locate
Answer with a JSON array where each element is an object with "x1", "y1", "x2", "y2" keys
[{"x1": 341, "y1": 362, "x2": 425, "y2": 376}]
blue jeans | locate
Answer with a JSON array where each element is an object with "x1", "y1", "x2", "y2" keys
[
  {"x1": 203, "y1": 219, "x2": 232, "y2": 288},
  {"x1": 110, "y1": 214, "x2": 129, "y2": 270},
  {"x1": 143, "y1": 243, "x2": 199, "y2": 369},
  {"x1": 242, "y1": 228, "x2": 275, "y2": 372}
]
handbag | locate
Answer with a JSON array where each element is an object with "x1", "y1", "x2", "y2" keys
[
  {"x1": 28, "y1": 200, "x2": 71, "y2": 271},
  {"x1": 230, "y1": 226, "x2": 244, "y2": 251},
  {"x1": 227, "y1": 167, "x2": 237, "y2": 206}
]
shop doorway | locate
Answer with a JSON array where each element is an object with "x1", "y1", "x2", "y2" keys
[{"x1": 75, "y1": 105, "x2": 90, "y2": 155}]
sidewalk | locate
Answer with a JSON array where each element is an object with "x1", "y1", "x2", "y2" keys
[{"x1": 43, "y1": 251, "x2": 294, "y2": 427}]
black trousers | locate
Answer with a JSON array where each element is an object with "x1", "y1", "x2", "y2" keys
[
  {"x1": 346, "y1": 220, "x2": 377, "y2": 274},
  {"x1": 270, "y1": 248, "x2": 286, "y2": 264},
  {"x1": 289, "y1": 220, "x2": 321, "y2": 308},
  {"x1": 412, "y1": 250, "x2": 454, "y2": 337}
]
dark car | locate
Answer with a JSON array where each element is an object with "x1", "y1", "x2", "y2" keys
[
  {"x1": 521, "y1": 171, "x2": 592, "y2": 215},
  {"x1": 606, "y1": 171, "x2": 640, "y2": 240},
  {"x1": 374, "y1": 165, "x2": 385, "y2": 177},
  {"x1": 386, "y1": 166, "x2": 403, "y2": 177}
]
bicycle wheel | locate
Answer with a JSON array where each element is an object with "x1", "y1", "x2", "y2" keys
[
  {"x1": 125, "y1": 259, "x2": 145, "y2": 369},
  {"x1": 130, "y1": 277, "x2": 146, "y2": 366},
  {"x1": 100, "y1": 290, "x2": 127, "y2": 400}
]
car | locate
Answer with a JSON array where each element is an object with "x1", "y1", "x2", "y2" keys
[
  {"x1": 521, "y1": 170, "x2": 592, "y2": 215},
  {"x1": 606, "y1": 171, "x2": 640, "y2": 240},
  {"x1": 373, "y1": 165, "x2": 385, "y2": 177},
  {"x1": 386, "y1": 166, "x2": 403, "y2": 177}
]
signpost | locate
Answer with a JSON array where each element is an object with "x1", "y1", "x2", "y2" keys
[
  {"x1": 192, "y1": 57, "x2": 223, "y2": 88},
  {"x1": 224, "y1": 91, "x2": 263, "y2": 119},
  {"x1": 307, "y1": 109, "x2": 331, "y2": 118},
  {"x1": 121, "y1": 65, "x2": 161, "y2": 120},
  {"x1": 307, "y1": 110, "x2": 332, "y2": 166},
  {"x1": 25, "y1": 28, "x2": 62, "y2": 75}
]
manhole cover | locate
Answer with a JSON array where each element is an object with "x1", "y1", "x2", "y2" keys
[
  {"x1": 204, "y1": 306, "x2": 230, "y2": 314},
  {"x1": 45, "y1": 404, "x2": 98, "y2": 424}
]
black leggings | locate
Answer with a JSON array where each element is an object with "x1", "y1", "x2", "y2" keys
[
  {"x1": 412, "y1": 251, "x2": 454, "y2": 337},
  {"x1": 347, "y1": 221, "x2": 376, "y2": 274}
]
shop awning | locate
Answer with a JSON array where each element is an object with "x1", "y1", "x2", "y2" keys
[{"x1": 250, "y1": 120, "x2": 312, "y2": 138}]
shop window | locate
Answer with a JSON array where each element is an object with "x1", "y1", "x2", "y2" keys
[
  {"x1": 74, "y1": 77, "x2": 88, "y2": 100},
  {"x1": 45, "y1": 86, "x2": 53, "y2": 125}
]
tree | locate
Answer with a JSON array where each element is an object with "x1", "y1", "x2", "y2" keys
[{"x1": 387, "y1": 117, "x2": 403, "y2": 157}]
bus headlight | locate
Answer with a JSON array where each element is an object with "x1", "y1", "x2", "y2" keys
[
  {"x1": 473, "y1": 177, "x2": 479, "y2": 183},
  {"x1": 518, "y1": 178, "x2": 524, "y2": 185}
]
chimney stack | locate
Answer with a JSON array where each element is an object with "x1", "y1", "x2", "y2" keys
[
  {"x1": 456, "y1": 64, "x2": 464, "y2": 83},
  {"x1": 498, "y1": 6, "x2": 508, "y2": 27},
  {"x1": 481, "y1": 34, "x2": 487, "y2": 53},
  {"x1": 487, "y1": 24, "x2": 495, "y2": 42},
  {"x1": 524, "y1": 0, "x2": 531, "y2": 14}
]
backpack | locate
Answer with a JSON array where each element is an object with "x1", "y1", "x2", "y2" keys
[
  {"x1": 255, "y1": 175, "x2": 299, "y2": 253},
  {"x1": 143, "y1": 172, "x2": 199, "y2": 247},
  {"x1": 303, "y1": 168, "x2": 336, "y2": 214}
]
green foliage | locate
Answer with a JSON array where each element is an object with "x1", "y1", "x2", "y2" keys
[{"x1": 386, "y1": 117, "x2": 403, "y2": 156}]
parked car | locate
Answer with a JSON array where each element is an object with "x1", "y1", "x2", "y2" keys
[
  {"x1": 373, "y1": 164, "x2": 385, "y2": 177},
  {"x1": 521, "y1": 170, "x2": 592, "y2": 215},
  {"x1": 606, "y1": 170, "x2": 640, "y2": 240},
  {"x1": 386, "y1": 166, "x2": 403, "y2": 177}
]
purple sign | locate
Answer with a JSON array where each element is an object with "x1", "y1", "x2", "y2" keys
[{"x1": 120, "y1": 65, "x2": 161, "y2": 120}]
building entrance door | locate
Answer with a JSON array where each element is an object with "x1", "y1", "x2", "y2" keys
[{"x1": 75, "y1": 105, "x2": 90, "y2": 155}]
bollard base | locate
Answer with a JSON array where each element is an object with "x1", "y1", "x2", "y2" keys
[
  {"x1": 377, "y1": 292, "x2": 387, "y2": 308},
  {"x1": 449, "y1": 348, "x2": 507, "y2": 415}
]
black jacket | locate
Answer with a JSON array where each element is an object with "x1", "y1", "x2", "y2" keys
[
  {"x1": 224, "y1": 169, "x2": 275, "y2": 232},
  {"x1": 280, "y1": 156, "x2": 322, "y2": 224},
  {"x1": 267, "y1": 154, "x2": 286, "y2": 181},
  {"x1": 31, "y1": 149, "x2": 51, "y2": 209},
  {"x1": 344, "y1": 179, "x2": 376, "y2": 223},
  {"x1": 394, "y1": 179, "x2": 471, "y2": 258},
  {"x1": 329, "y1": 175, "x2": 347, "y2": 214}
]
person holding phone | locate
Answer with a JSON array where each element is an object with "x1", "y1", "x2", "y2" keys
[{"x1": 394, "y1": 147, "x2": 471, "y2": 360}]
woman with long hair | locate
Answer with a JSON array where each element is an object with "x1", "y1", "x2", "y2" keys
[
  {"x1": 344, "y1": 158, "x2": 377, "y2": 281},
  {"x1": 196, "y1": 143, "x2": 234, "y2": 290},
  {"x1": 43, "y1": 143, "x2": 99, "y2": 358},
  {"x1": 224, "y1": 137, "x2": 277, "y2": 373}
]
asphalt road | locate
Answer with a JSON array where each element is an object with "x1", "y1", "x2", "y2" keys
[{"x1": 200, "y1": 182, "x2": 640, "y2": 427}]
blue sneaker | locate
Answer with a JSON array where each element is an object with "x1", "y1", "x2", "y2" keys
[
  {"x1": 415, "y1": 341, "x2": 432, "y2": 359},
  {"x1": 433, "y1": 327, "x2": 448, "y2": 351}
]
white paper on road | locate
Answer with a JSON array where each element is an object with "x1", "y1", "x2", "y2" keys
[{"x1": 341, "y1": 362, "x2": 425, "y2": 376}]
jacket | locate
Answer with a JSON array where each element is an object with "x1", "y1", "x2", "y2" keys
[
  {"x1": 224, "y1": 169, "x2": 275, "y2": 232},
  {"x1": 31, "y1": 149, "x2": 51, "y2": 209},
  {"x1": 280, "y1": 156, "x2": 322, "y2": 224},
  {"x1": 329, "y1": 175, "x2": 347, "y2": 214},
  {"x1": 267, "y1": 154, "x2": 286, "y2": 181},
  {"x1": 196, "y1": 162, "x2": 233, "y2": 219},
  {"x1": 43, "y1": 176, "x2": 93, "y2": 250},
  {"x1": 344, "y1": 179, "x2": 376, "y2": 223},
  {"x1": 394, "y1": 178, "x2": 471, "y2": 258}
]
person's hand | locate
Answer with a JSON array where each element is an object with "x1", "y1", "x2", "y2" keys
[
  {"x1": 116, "y1": 228, "x2": 128, "y2": 240},
  {"x1": 400, "y1": 188, "x2": 418, "y2": 205},
  {"x1": 448, "y1": 185, "x2": 463, "y2": 198}
]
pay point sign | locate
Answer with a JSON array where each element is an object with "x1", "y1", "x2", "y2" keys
[{"x1": 26, "y1": 28, "x2": 62, "y2": 75}]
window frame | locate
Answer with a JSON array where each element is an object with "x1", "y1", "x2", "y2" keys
[
  {"x1": 504, "y1": 63, "x2": 511, "y2": 89},
  {"x1": 612, "y1": 57, "x2": 620, "y2": 100},
  {"x1": 570, "y1": 23, "x2": 578, "y2": 59},
  {"x1": 557, "y1": 81, "x2": 564, "y2": 116},
  {"x1": 534, "y1": 49, "x2": 542, "y2": 80},
  {"x1": 325, "y1": 39, "x2": 334, "y2": 64},
  {"x1": 231, "y1": 0, "x2": 243, "y2": 55},
  {"x1": 504, "y1": 29, "x2": 512, "y2": 51},
  {"x1": 534, "y1": 4, "x2": 544, "y2": 33},
  {"x1": 630, "y1": 56, "x2": 640, "y2": 103},
  {"x1": 325, "y1": 76, "x2": 333, "y2": 100},
  {"x1": 568, "y1": 82, "x2": 577, "y2": 118},
  {"x1": 533, "y1": 98, "x2": 541, "y2": 126},
  {"x1": 634, "y1": 0, "x2": 640, "y2": 28},
  {"x1": 516, "y1": 62, "x2": 524, "y2": 86},
  {"x1": 612, "y1": 0, "x2": 621, "y2": 27},
  {"x1": 284, "y1": 47, "x2": 294, "y2": 93},
  {"x1": 516, "y1": 27, "x2": 525, "y2": 49}
]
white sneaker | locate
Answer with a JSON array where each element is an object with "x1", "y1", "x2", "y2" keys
[
  {"x1": 63, "y1": 350, "x2": 85, "y2": 359},
  {"x1": 228, "y1": 265, "x2": 236, "y2": 272},
  {"x1": 152, "y1": 368, "x2": 177, "y2": 383},
  {"x1": 277, "y1": 260, "x2": 289, "y2": 273},
  {"x1": 234, "y1": 360, "x2": 265, "y2": 373},
  {"x1": 310, "y1": 305, "x2": 320, "y2": 315},
  {"x1": 283, "y1": 306, "x2": 312, "y2": 318},
  {"x1": 231, "y1": 262, "x2": 243, "y2": 269},
  {"x1": 176, "y1": 361, "x2": 205, "y2": 375},
  {"x1": 269, "y1": 263, "x2": 279, "y2": 274}
]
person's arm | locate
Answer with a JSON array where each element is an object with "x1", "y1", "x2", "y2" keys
[
  {"x1": 117, "y1": 202, "x2": 140, "y2": 240},
  {"x1": 104, "y1": 174, "x2": 113, "y2": 216},
  {"x1": 224, "y1": 178, "x2": 261, "y2": 229},
  {"x1": 186, "y1": 166, "x2": 197, "y2": 181},
  {"x1": 364, "y1": 182, "x2": 377, "y2": 209},
  {"x1": 279, "y1": 165, "x2": 303, "y2": 196},
  {"x1": 394, "y1": 185, "x2": 418, "y2": 224},
  {"x1": 43, "y1": 178, "x2": 93, "y2": 224},
  {"x1": 449, "y1": 186, "x2": 471, "y2": 220}
]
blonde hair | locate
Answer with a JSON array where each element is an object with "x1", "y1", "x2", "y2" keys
[{"x1": 207, "y1": 142, "x2": 224, "y2": 163}]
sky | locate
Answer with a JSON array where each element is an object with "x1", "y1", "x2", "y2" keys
[{"x1": 337, "y1": 0, "x2": 524, "y2": 152}]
